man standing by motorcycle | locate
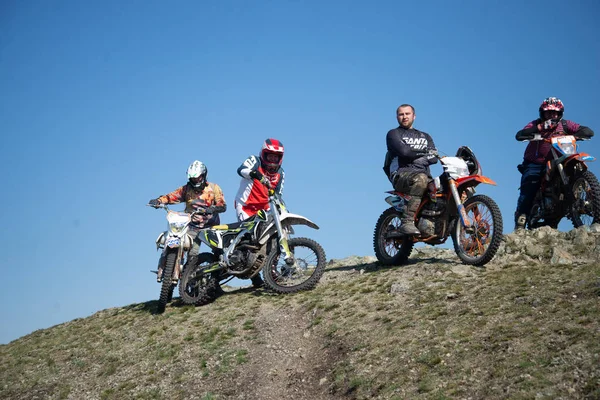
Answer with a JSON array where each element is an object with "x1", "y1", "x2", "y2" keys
[
  {"x1": 383, "y1": 104, "x2": 438, "y2": 235},
  {"x1": 234, "y1": 138, "x2": 285, "y2": 287},
  {"x1": 514, "y1": 97, "x2": 594, "y2": 230},
  {"x1": 149, "y1": 160, "x2": 227, "y2": 269}
]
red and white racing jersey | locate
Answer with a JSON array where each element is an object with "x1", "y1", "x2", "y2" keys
[{"x1": 234, "y1": 154, "x2": 284, "y2": 221}]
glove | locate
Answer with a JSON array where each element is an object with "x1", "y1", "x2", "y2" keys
[
  {"x1": 542, "y1": 119, "x2": 558, "y2": 131},
  {"x1": 259, "y1": 176, "x2": 272, "y2": 189},
  {"x1": 149, "y1": 198, "x2": 161, "y2": 208},
  {"x1": 192, "y1": 214, "x2": 207, "y2": 224},
  {"x1": 204, "y1": 206, "x2": 216, "y2": 214}
]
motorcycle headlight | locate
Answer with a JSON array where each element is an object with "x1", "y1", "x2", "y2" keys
[
  {"x1": 167, "y1": 211, "x2": 191, "y2": 235},
  {"x1": 557, "y1": 141, "x2": 575, "y2": 155},
  {"x1": 169, "y1": 221, "x2": 187, "y2": 235}
]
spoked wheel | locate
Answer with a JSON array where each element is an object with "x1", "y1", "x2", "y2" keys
[
  {"x1": 451, "y1": 195, "x2": 503, "y2": 266},
  {"x1": 178, "y1": 252, "x2": 220, "y2": 306},
  {"x1": 262, "y1": 237, "x2": 326, "y2": 294},
  {"x1": 373, "y1": 207, "x2": 414, "y2": 265},
  {"x1": 157, "y1": 250, "x2": 177, "y2": 313},
  {"x1": 569, "y1": 170, "x2": 600, "y2": 228}
]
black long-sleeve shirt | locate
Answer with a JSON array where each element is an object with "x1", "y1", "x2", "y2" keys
[{"x1": 384, "y1": 126, "x2": 437, "y2": 178}]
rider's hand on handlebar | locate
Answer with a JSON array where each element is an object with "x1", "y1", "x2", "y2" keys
[
  {"x1": 192, "y1": 214, "x2": 207, "y2": 224},
  {"x1": 149, "y1": 198, "x2": 162, "y2": 208},
  {"x1": 259, "y1": 176, "x2": 272, "y2": 189}
]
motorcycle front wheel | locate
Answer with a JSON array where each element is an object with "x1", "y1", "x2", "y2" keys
[
  {"x1": 157, "y1": 250, "x2": 177, "y2": 313},
  {"x1": 569, "y1": 170, "x2": 600, "y2": 228},
  {"x1": 178, "y1": 252, "x2": 220, "y2": 306},
  {"x1": 451, "y1": 194, "x2": 503, "y2": 266},
  {"x1": 262, "y1": 237, "x2": 326, "y2": 294},
  {"x1": 373, "y1": 207, "x2": 414, "y2": 265}
]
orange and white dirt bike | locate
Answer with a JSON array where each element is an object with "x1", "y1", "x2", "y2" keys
[
  {"x1": 525, "y1": 134, "x2": 599, "y2": 229},
  {"x1": 374, "y1": 147, "x2": 503, "y2": 267}
]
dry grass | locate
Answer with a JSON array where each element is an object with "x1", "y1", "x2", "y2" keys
[{"x1": 1, "y1": 230, "x2": 599, "y2": 399}]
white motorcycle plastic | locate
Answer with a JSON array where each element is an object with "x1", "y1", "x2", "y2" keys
[{"x1": 149, "y1": 204, "x2": 197, "y2": 313}]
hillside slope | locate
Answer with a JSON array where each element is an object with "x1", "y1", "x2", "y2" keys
[{"x1": 1, "y1": 226, "x2": 599, "y2": 400}]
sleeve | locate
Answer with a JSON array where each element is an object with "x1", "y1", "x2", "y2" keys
[
  {"x1": 386, "y1": 129, "x2": 420, "y2": 163},
  {"x1": 566, "y1": 120, "x2": 594, "y2": 140},
  {"x1": 210, "y1": 183, "x2": 227, "y2": 213},
  {"x1": 424, "y1": 133, "x2": 438, "y2": 165},
  {"x1": 516, "y1": 120, "x2": 539, "y2": 141},
  {"x1": 157, "y1": 186, "x2": 186, "y2": 204},
  {"x1": 237, "y1": 155, "x2": 261, "y2": 180},
  {"x1": 275, "y1": 170, "x2": 285, "y2": 196}
]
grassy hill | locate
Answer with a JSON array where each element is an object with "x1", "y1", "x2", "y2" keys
[{"x1": 2, "y1": 226, "x2": 599, "y2": 400}]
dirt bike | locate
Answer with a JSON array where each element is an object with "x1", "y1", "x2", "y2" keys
[
  {"x1": 148, "y1": 203, "x2": 205, "y2": 313},
  {"x1": 374, "y1": 147, "x2": 503, "y2": 267},
  {"x1": 178, "y1": 191, "x2": 326, "y2": 306},
  {"x1": 525, "y1": 133, "x2": 599, "y2": 229}
]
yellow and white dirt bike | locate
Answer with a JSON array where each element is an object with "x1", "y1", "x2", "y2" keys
[
  {"x1": 179, "y1": 191, "x2": 326, "y2": 306},
  {"x1": 374, "y1": 147, "x2": 504, "y2": 267}
]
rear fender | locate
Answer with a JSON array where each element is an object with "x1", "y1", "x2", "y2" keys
[
  {"x1": 455, "y1": 174, "x2": 496, "y2": 189},
  {"x1": 564, "y1": 154, "x2": 593, "y2": 172}
]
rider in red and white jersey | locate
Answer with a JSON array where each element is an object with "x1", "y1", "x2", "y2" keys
[{"x1": 234, "y1": 138, "x2": 285, "y2": 221}]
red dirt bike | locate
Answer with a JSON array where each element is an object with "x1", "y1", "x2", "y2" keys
[
  {"x1": 374, "y1": 147, "x2": 503, "y2": 267},
  {"x1": 525, "y1": 133, "x2": 599, "y2": 229}
]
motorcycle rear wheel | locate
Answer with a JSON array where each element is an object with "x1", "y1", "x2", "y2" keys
[
  {"x1": 157, "y1": 250, "x2": 177, "y2": 313},
  {"x1": 373, "y1": 207, "x2": 414, "y2": 265},
  {"x1": 569, "y1": 170, "x2": 600, "y2": 228},
  {"x1": 178, "y1": 252, "x2": 220, "y2": 306},
  {"x1": 262, "y1": 237, "x2": 326, "y2": 294},
  {"x1": 451, "y1": 195, "x2": 503, "y2": 266}
]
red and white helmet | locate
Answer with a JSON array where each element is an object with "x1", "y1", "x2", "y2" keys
[
  {"x1": 539, "y1": 97, "x2": 564, "y2": 120},
  {"x1": 260, "y1": 138, "x2": 284, "y2": 174}
]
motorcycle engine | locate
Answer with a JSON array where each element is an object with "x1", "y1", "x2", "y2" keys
[
  {"x1": 228, "y1": 248, "x2": 261, "y2": 273},
  {"x1": 417, "y1": 217, "x2": 436, "y2": 236},
  {"x1": 228, "y1": 250, "x2": 248, "y2": 271},
  {"x1": 418, "y1": 198, "x2": 447, "y2": 237}
]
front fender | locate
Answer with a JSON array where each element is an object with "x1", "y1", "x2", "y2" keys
[{"x1": 280, "y1": 212, "x2": 320, "y2": 230}]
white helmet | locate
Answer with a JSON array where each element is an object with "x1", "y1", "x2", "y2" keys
[{"x1": 187, "y1": 160, "x2": 207, "y2": 188}]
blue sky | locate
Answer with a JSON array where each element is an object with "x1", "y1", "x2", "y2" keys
[{"x1": 1, "y1": 0, "x2": 599, "y2": 344}]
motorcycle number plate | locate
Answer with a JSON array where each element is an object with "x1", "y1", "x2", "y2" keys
[{"x1": 166, "y1": 237, "x2": 181, "y2": 247}]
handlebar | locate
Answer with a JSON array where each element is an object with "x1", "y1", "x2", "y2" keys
[
  {"x1": 146, "y1": 203, "x2": 207, "y2": 217},
  {"x1": 524, "y1": 134, "x2": 588, "y2": 143}
]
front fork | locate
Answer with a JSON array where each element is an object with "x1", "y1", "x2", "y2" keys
[
  {"x1": 272, "y1": 211, "x2": 294, "y2": 265},
  {"x1": 156, "y1": 238, "x2": 187, "y2": 283},
  {"x1": 450, "y1": 180, "x2": 474, "y2": 233}
]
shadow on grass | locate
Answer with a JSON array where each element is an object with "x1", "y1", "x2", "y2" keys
[{"x1": 124, "y1": 284, "x2": 270, "y2": 315}]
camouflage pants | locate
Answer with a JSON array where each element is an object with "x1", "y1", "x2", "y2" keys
[{"x1": 392, "y1": 171, "x2": 429, "y2": 219}]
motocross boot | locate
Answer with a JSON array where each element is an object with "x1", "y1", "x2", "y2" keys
[
  {"x1": 251, "y1": 275, "x2": 265, "y2": 288},
  {"x1": 397, "y1": 197, "x2": 421, "y2": 236},
  {"x1": 184, "y1": 255, "x2": 199, "y2": 272},
  {"x1": 514, "y1": 213, "x2": 527, "y2": 231}
]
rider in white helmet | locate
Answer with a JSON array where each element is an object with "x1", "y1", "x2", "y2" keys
[{"x1": 149, "y1": 160, "x2": 227, "y2": 268}]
